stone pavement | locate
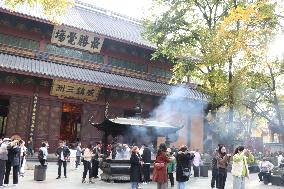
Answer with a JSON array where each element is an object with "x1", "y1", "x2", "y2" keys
[{"x1": 4, "y1": 162, "x2": 282, "y2": 189}]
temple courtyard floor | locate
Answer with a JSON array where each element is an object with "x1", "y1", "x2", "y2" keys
[{"x1": 3, "y1": 162, "x2": 282, "y2": 189}]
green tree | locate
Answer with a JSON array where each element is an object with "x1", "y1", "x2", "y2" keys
[
  {"x1": 4, "y1": 0, "x2": 74, "y2": 21},
  {"x1": 145, "y1": 0, "x2": 280, "y2": 116}
]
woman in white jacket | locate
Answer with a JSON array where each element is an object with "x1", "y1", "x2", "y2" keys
[{"x1": 231, "y1": 146, "x2": 254, "y2": 189}]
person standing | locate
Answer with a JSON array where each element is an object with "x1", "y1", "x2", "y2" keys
[
  {"x1": 211, "y1": 147, "x2": 218, "y2": 189},
  {"x1": 277, "y1": 154, "x2": 284, "y2": 167},
  {"x1": 27, "y1": 140, "x2": 33, "y2": 157},
  {"x1": 152, "y1": 143, "x2": 172, "y2": 189},
  {"x1": 39, "y1": 142, "x2": 48, "y2": 166},
  {"x1": 232, "y1": 146, "x2": 254, "y2": 189},
  {"x1": 19, "y1": 140, "x2": 27, "y2": 177},
  {"x1": 167, "y1": 150, "x2": 176, "y2": 187},
  {"x1": 176, "y1": 145, "x2": 194, "y2": 189},
  {"x1": 92, "y1": 142, "x2": 102, "y2": 179},
  {"x1": 4, "y1": 139, "x2": 20, "y2": 186},
  {"x1": 55, "y1": 141, "x2": 70, "y2": 179},
  {"x1": 217, "y1": 145, "x2": 231, "y2": 189},
  {"x1": 142, "y1": 144, "x2": 151, "y2": 184},
  {"x1": 82, "y1": 144, "x2": 94, "y2": 183},
  {"x1": 75, "y1": 142, "x2": 82, "y2": 169},
  {"x1": 0, "y1": 138, "x2": 9, "y2": 187},
  {"x1": 130, "y1": 146, "x2": 142, "y2": 189},
  {"x1": 69, "y1": 145, "x2": 77, "y2": 169},
  {"x1": 193, "y1": 149, "x2": 201, "y2": 177}
]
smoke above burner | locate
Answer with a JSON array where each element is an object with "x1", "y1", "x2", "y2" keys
[{"x1": 148, "y1": 85, "x2": 207, "y2": 145}]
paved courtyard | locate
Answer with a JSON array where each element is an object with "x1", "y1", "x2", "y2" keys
[{"x1": 4, "y1": 162, "x2": 282, "y2": 189}]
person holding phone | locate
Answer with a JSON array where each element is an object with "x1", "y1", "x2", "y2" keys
[
  {"x1": 217, "y1": 145, "x2": 231, "y2": 189},
  {"x1": 232, "y1": 146, "x2": 254, "y2": 189},
  {"x1": 4, "y1": 139, "x2": 20, "y2": 186}
]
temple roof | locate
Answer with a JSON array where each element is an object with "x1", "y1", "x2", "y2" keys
[
  {"x1": 0, "y1": 1, "x2": 155, "y2": 49},
  {"x1": 0, "y1": 53, "x2": 207, "y2": 100}
]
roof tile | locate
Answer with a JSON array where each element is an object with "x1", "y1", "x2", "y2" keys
[
  {"x1": 0, "y1": 53, "x2": 206, "y2": 101},
  {"x1": 0, "y1": 1, "x2": 155, "y2": 49}
]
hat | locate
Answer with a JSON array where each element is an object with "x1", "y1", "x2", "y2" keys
[{"x1": 3, "y1": 138, "x2": 11, "y2": 142}]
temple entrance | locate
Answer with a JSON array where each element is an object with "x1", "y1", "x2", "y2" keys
[
  {"x1": 60, "y1": 103, "x2": 81, "y2": 143},
  {"x1": 0, "y1": 96, "x2": 9, "y2": 138}
]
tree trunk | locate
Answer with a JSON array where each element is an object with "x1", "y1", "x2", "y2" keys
[{"x1": 228, "y1": 57, "x2": 234, "y2": 128}]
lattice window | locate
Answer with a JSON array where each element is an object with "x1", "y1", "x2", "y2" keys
[
  {"x1": 151, "y1": 67, "x2": 172, "y2": 78},
  {"x1": 0, "y1": 33, "x2": 39, "y2": 50},
  {"x1": 45, "y1": 43, "x2": 103, "y2": 64},
  {"x1": 108, "y1": 56, "x2": 147, "y2": 72}
]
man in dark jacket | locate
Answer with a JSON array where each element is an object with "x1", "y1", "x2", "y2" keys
[
  {"x1": 92, "y1": 142, "x2": 102, "y2": 178},
  {"x1": 141, "y1": 144, "x2": 151, "y2": 184},
  {"x1": 4, "y1": 139, "x2": 20, "y2": 186},
  {"x1": 55, "y1": 141, "x2": 70, "y2": 179}
]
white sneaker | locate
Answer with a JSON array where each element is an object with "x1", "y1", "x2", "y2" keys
[
  {"x1": 268, "y1": 183, "x2": 272, "y2": 186},
  {"x1": 12, "y1": 184, "x2": 18, "y2": 187},
  {"x1": 2, "y1": 184, "x2": 7, "y2": 187}
]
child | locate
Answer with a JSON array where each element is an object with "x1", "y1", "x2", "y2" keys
[{"x1": 167, "y1": 150, "x2": 176, "y2": 187}]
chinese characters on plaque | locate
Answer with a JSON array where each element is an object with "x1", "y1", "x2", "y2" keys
[
  {"x1": 51, "y1": 26, "x2": 104, "y2": 53},
  {"x1": 50, "y1": 80, "x2": 101, "y2": 101}
]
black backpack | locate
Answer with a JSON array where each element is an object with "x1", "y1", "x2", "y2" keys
[{"x1": 38, "y1": 149, "x2": 44, "y2": 160}]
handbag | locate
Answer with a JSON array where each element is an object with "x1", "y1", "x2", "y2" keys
[{"x1": 182, "y1": 167, "x2": 190, "y2": 177}]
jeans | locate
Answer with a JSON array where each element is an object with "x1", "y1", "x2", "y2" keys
[
  {"x1": 193, "y1": 165, "x2": 199, "y2": 177},
  {"x1": 258, "y1": 172, "x2": 272, "y2": 183},
  {"x1": 131, "y1": 182, "x2": 138, "y2": 189},
  {"x1": 4, "y1": 161, "x2": 19, "y2": 185},
  {"x1": 76, "y1": 156, "x2": 81, "y2": 168},
  {"x1": 177, "y1": 181, "x2": 186, "y2": 189},
  {"x1": 0, "y1": 160, "x2": 6, "y2": 186},
  {"x1": 143, "y1": 164, "x2": 151, "y2": 182},
  {"x1": 233, "y1": 176, "x2": 245, "y2": 189},
  {"x1": 39, "y1": 159, "x2": 46, "y2": 166},
  {"x1": 168, "y1": 173, "x2": 174, "y2": 186},
  {"x1": 58, "y1": 160, "x2": 67, "y2": 177},
  {"x1": 83, "y1": 160, "x2": 92, "y2": 179},
  {"x1": 211, "y1": 167, "x2": 218, "y2": 188},
  {"x1": 217, "y1": 168, "x2": 227, "y2": 189}
]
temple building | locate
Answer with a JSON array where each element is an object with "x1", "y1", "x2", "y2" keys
[{"x1": 0, "y1": 1, "x2": 207, "y2": 152}]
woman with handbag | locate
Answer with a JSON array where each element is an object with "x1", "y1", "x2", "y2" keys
[
  {"x1": 130, "y1": 146, "x2": 142, "y2": 189},
  {"x1": 176, "y1": 145, "x2": 195, "y2": 189},
  {"x1": 152, "y1": 143, "x2": 172, "y2": 189}
]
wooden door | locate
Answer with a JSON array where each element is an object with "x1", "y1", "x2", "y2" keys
[
  {"x1": 34, "y1": 98, "x2": 62, "y2": 152},
  {"x1": 80, "y1": 104, "x2": 104, "y2": 146},
  {"x1": 6, "y1": 96, "x2": 32, "y2": 141}
]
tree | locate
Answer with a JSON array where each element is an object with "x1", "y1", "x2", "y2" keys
[
  {"x1": 4, "y1": 0, "x2": 74, "y2": 21},
  {"x1": 144, "y1": 1, "x2": 280, "y2": 112},
  {"x1": 144, "y1": 0, "x2": 282, "y2": 144}
]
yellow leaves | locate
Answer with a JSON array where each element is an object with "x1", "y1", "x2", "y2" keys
[
  {"x1": 214, "y1": 1, "x2": 276, "y2": 61},
  {"x1": 4, "y1": 0, "x2": 74, "y2": 23}
]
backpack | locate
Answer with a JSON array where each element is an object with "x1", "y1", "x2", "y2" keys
[{"x1": 38, "y1": 149, "x2": 44, "y2": 160}]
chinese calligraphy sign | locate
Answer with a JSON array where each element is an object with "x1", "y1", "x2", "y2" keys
[
  {"x1": 51, "y1": 26, "x2": 104, "y2": 53},
  {"x1": 50, "y1": 80, "x2": 101, "y2": 101}
]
